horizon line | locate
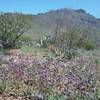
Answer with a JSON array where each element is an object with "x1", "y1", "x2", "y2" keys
[{"x1": 0, "y1": 8, "x2": 99, "y2": 18}]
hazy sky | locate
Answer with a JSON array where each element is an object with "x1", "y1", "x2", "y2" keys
[{"x1": 0, "y1": 0, "x2": 99, "y2": 18}]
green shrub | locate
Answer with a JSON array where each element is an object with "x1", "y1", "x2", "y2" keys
[
  {"x1": 44, "y1": 94, "x2": 66, "y2": 100},
  {"x1": 0, "y1": 81, "x2": 6, "y2": 94},
  {"x1": 63, "y1": 49, "x2": 77, "y2": 60},
  {"x1": 18, "y1": 35, "x2": 33, "y2": 47},
  {"x1": 19, "y1": 35, "x2": 33, "y2": 43},
  {"x1": 57, "y1": 28, "x2": 96, "y2": 51},
  {"x1": 0, "y1": 13, "x2": 31, "y2": 49},
  {"x1": 81, "y1": 38, "x2": 96, "y2": 50}
]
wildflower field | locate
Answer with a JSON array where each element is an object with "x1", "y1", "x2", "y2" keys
[{"x1": 0, "y1": 49, "x2": 99, "y2": 100}]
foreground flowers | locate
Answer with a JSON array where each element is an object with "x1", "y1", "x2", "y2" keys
[{"x1": 0, "y1": 52, "x2": 99, "y2": 99}]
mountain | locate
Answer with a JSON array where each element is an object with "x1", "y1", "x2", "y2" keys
[
  {"x1": 25, "y1": 8, "x2": 100, "y2": 46},
  {"x1": 1, "y1": 8, "x2": 100, "y2": 46}
]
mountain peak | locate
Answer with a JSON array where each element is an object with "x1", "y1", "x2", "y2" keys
[{"x1": 75, "y1": 9, "x2": 86, "y2": 13}]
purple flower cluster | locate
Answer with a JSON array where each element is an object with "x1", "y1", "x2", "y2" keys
[{"x1": 0, "y1": 54, "x2": 98, "y2": 99}]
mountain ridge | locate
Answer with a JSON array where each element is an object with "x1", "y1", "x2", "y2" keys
[
  {"x1": 0, "y1": 8, "x2": 100, "y2": 46},
  {"x1": 27, "y1": 8, "x2": 100, "y2": 46}
]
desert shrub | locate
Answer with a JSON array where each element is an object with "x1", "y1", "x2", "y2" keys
[
  {"x1": 80, "y1": 38, "x2": 96, "y2": 50},
  {"x1": 0, "y1": 47, "x2": 4, "y2": 53},
  {"x1": 0, "y1": 13, "x2": 31, "y2": 49},
  {"x1": 19, "y1": 35, "x2": 33, "y2": 42},
  {"x1": 58, "y1": 28, "x2": 96, "y2": 50},
  {"x1": 0, "y1": 81, "x2": 6, "y2": 94},
  {"x1": 54, "y1": 28, "x2": 96, "y2": 59},
  {"x1": 44, "y1": 94, "x2": 66, "y2": 100},
  {"x1": 63, "y1": 49, "x2": 77, "y2": 60},
  {"x1": 19, "y1": 35, "x2": 33, "y2": 47}
]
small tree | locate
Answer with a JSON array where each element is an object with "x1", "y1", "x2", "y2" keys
[{"x1": 0, "y1": 13, "x2": 31, "y2": 49}]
